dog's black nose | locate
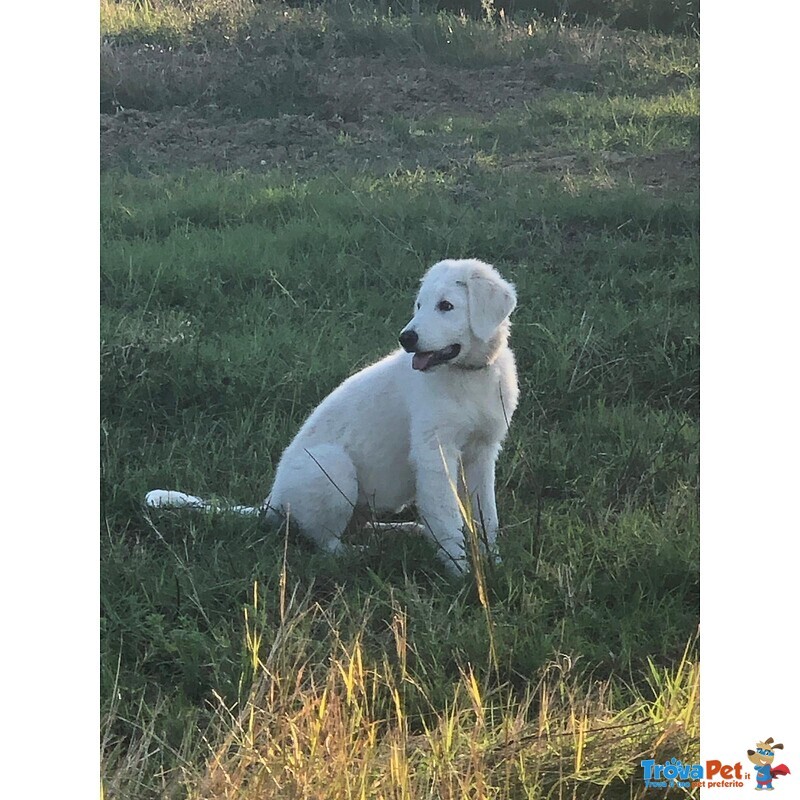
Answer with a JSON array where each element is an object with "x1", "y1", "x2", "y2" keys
[{"x1": 399, "y1": 329, "x2": 418, "y2": 352}]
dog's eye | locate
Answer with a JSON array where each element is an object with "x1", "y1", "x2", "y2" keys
[
  {"x1": 437, "y1": 300, "x2": 454, "y2": 312},
  {"x1": 416, "y1": 302, "x2": 421, "y2": 310}
]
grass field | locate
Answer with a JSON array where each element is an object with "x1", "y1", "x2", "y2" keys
[{"x1": 100, "y1": 2, "x2": 699, "y2": 797}]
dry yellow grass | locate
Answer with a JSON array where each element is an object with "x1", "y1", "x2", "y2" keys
[{"x1": 102, "y1": 585, "x2": 698, "y2": 800}]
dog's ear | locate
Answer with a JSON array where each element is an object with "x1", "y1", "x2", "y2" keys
[{"x1": 467, "y1": 268, "x2": 517, "y2": 341}]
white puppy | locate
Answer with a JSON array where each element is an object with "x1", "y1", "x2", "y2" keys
[{"x1": 264, "y1": 259, "x2": 519, "y2": 574}]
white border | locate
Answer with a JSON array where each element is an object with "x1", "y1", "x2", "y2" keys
[
  {"x1": 701, "y1": 1, "x2": 799, "y2": 795},
  {"x1": 3, "y1": 1, "x2": 99, "y2": 795}
]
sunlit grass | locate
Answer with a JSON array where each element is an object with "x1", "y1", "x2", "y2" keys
[
  {"x1": 390, "y1": 88, "x2": 698, "y2": 159},
  {"x1": 101, "y1": 0, "x2": 698, "y2": 76}
]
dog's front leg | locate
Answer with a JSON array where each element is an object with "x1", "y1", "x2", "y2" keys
[
  {"x1": 412, "y1": 444, "x2": 468, "y2": 575},
  {"x1": 464, "y1": 449, "x2": 501, "y2": 560}
]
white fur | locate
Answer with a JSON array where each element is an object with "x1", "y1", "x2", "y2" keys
[
  {"x1": 145, "y1": 489, "x2": 260, "y2": 516},
  {"x1": 264, "y1": 259, "x2": 519, "y2": 574},
  {"x1": 146, "y1": 489, "x2": 207, "y2": 510}
]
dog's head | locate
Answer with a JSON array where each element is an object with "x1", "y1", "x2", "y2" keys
[
  {"x1": 747, "y1": 738, "x2": 784, "y2": 767},
  {"x1": 399, "y1": 259, "x2": 516, "y2": 371}
]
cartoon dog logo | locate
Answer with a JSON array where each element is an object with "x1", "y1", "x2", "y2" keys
[{"x1": 747, "y1": 738, "x2": 791, "y2": 790}]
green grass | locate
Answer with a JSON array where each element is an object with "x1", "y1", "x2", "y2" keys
[
  {"x1": 392, "y1": 89, "x2": 698, "y2": 154},
  {"x1": 101, "y1": 2, "x2": 699, "y2": 797},
  {"x1": 101, "y1": 167, "x2": 699, "y2": 796}
]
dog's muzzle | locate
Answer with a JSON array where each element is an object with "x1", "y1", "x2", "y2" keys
[
  {"x1": 399, "y1": 329, "x2": 461, "y2": 371},
  {"x1": 410, "y1": 344, "x2": 461, "y2": 371}
]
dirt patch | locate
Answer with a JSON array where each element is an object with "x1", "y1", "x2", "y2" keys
[
  {"x1": 101, "y1": 46, "x2": 697, "y2": 195},
  {"x1": 617, "y1": 150, "x2": 699, "y2": 195}
]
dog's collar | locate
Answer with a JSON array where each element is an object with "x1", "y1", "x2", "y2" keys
[
  {"x1": 452, "y1": 361, "x2": 492, "y2": 371},
  {"x1": 450, "y1": 359, "x2": 495, "y2": 372}
]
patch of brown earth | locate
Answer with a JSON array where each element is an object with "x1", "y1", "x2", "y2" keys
[{"x1": 101, "y1": 47, "x2": 697, "y2": 195}]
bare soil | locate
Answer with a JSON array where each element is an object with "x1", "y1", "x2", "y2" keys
[{"x1": 101, "y1": 46, "x2": 698, "y2": 195}]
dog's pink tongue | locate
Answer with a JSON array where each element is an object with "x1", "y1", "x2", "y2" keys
[{"x1": 412, "y1": 352, "x2": 435, "y2": 371}]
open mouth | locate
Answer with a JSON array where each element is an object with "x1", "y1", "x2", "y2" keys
[{"x1": 411, "y1": 344, "x2": 461, "y2": 371}]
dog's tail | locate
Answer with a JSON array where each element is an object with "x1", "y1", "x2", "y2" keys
[{"x1": 145, "y1": 489, "x2": 266, "y2": 518}]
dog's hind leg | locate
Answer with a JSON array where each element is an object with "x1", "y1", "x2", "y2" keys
[{"x1": 267, "y1": 443, "x2": 359, "y2": 554}]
